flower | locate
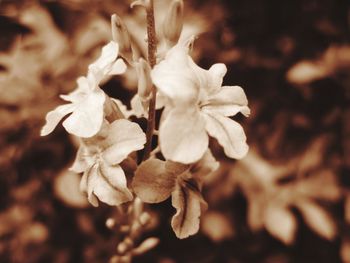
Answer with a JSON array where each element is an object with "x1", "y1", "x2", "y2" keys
[
  {"x1": 41, "y1": 41, "x2": 127, "y2": 138},
  {"x1": 132, "y1": 150, "x2": 219, "y2": 238},
  {"x1": 151, "y1": 41, "x2": 250, "y2": 164},
  {"x1": 71, "y1": 119, "x2": 146, "y2": 207}
]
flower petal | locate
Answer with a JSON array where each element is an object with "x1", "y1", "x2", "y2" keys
[
  {"x1": 90, "y1": 41, "x2": 119, "y2": 72},
  {"x1": 83, "y1": 162, "x2": 133, "y2": 207},
  {"x1": 159, "y1": 107, "x2": 208, "y2": 164},
  {"x1": 171, "y1": 183, "x2": 207, "y2": 239},
  {"x1": 190, "y1": 150, "x2": 220, "y2": 181},
  {"x1": 102, "y1": 119, "x2": 146, "y2": 165},
  {"x1": 151, "y1": 45, "x2": 199, "y2": 105},
  {"x1": 130, "y1": 94, "x2": 148, "y2": 118},
  {"x1": 70, "y1": 145, "x2": 90, "y2": 173},
  {"x1": 62, "y1": 87, "x2": 106, "y2": 138},
  {"x1": 203, "y1": 113, "x2": 249, "y2": 159},
  {"x1": 60, "y1": 77, "x2": 90, "y2": 103},
  {"x1": 41, "y1": 104, "x2": 75, "y2": 136},
  {"x1": 109, "y1": 58, "x2": 127, "y2": 75},
  {"x1": 132, "y1": 159, "x2": 177, "y2": 203},
  {"x1": 202, "y1": 86, "x2": 250, "y2": 117},
  {"x1": 207, "y1": 63, "x2": 227, "y2": 93}
]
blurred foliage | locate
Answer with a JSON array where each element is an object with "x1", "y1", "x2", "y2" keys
[{"x1": 0, "y1": 0, "x2": 349, "y2": 262}]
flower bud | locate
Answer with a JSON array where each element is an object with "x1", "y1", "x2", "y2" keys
[
  {"x1": 135, "y1": 58, "x2": 152, "y2": 109},
  {"x1": 132, "y1": 237, "x2": 159, "y2": 256},
  {"x1": 111, "y1": 14, "x2": 133, "y2": 62},
  {"x1": 130, "y1": 0, "x2": 151, "y2": 10},
  {"x1": 162, "y1": 0, "x2": 184, "y2": 46}
]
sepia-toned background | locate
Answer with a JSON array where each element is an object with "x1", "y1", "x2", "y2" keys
[{"x1": 0, "y1": 0, "x2": 349, "y2": 262}]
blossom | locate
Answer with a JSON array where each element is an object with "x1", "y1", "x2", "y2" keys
[
  {"x1": 71, "y1": 119, "x2": 146, "y2": 207},
  {"x1": 132, "y1": 150, "x2": 219, "y2": 238},
  {"x1": 151, "y1": 41, "x2": 250, "y2": 164},
  {"x1": 41, "y1": 41, "x2": 126, "y2": 138}
]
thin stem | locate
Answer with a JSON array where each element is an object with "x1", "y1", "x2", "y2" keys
[{"x1": 143, "y1": 0, "x2": 157, "y2": 160}]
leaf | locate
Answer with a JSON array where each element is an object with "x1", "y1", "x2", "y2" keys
[
  {"x1": 264, "y1": 205, "x2": 297, "y2": 245},
  {"x1": 132, "y1": 159, "x2": 177, "y2": 203},
  {"x1": 171, "y1": 184, "x2": 207, "y2": 239},
  {"x1": 159, "y1": 107, "x2": 208, "y2": 164},
  {"x1": 203, "y1": 112, "x2": 249, "y2": 159},
  {"x1": 296, "y1": 200, "x2": 336, "y2": 240}
]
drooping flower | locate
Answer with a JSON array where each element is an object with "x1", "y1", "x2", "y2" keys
[
  {"x1": 41, "y1": 41, "x2": 126, "y2": 138},
  {"x1": 71, "y1": 119, "x2": 146, "y2": 207},
  {"x1": 132, "y1": 150, "x2": 219, "y2": 238},
  {"x1": 151, "y1": 40, "x2": 250, "y2": 164}
]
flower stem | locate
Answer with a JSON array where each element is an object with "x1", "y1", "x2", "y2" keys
[{"x1": 143, "y1": 0, "x2": 157, "y2": 160}]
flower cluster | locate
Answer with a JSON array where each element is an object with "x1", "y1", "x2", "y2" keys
[{"x1": 41, "y1": 0, "x2": 250, "y2": 240}]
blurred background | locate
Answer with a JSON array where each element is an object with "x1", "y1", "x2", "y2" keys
[{"x1": 0, "y1": 0, "x2": 349, "y2": 262}]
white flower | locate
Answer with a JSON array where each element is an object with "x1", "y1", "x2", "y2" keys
[
  {"x1": 41, "y1": 41, "x2": 127, "y2": 138},
  {"x1": 71, "y1": 119, "x2": 146, "y2": 207},
  {"x1": 151, "y1": 41, "x2": 250, "y2": 164}
]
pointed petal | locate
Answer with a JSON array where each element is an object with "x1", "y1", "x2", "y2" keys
[
  {"x1": 202, "y1": 86, "x2": 250, "y2": 117},
  {"x1": 90, "y1": 41, "x2": 119, "y2": 71},
  {"x1": 109, "y1": 58, "x2": 127, "y2": 75},
  {"x1": 207, "y1": 63, "x2": 227, "y2": 92},
  {"x1": 171, "y1": 184, "x2": 206, "y2": 239},
  {"x1": 62, "y1": 88, "x2": 106, "y2": 138},
  {"x1": 130, "y1": 94, "x2": 148, "y2": 118},
  {"x1": 102, "y1": 119, "x2": 146, "y2": 165},
  {"x1": 203, "y1": 113, "x2": 249, "y2": 159},
  {"x1": 159, "y1": 107, "x2": 208, "y2": 164},
  {"x1": 41, "y1": 104, "x2": 75, "y2": 136},
  {"x1": 83, "y1": 164, "x2": 100, "y2": 207},
  {"x1": 132, "y1": 159, "x2": 177, "y2": 203},
  {"x1": 60, "y1": 77, "x2": 90, "y2": 102}
]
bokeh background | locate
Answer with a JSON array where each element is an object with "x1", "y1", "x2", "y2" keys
[{"x1": 0, "y1": 0, "x2": 349, "y2": 262}]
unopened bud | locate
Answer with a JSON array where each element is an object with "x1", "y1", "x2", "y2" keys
[
  {"x1": 163, "y1": 0, "x2": 184, "y2": 46},
  {"x1": 132, "y1": 237, "x2": 159, "y2": 256},
  {"x1": 133, "y1": 197, "x2": 143, "y2": 219},
  {"x1": 111, "y1": 14, "x2": 132, "y2": 62},
  {"x1": 106, "y1": 218, "x2": 116, "y2": 229},
  {"x1": 130, "y1": 0, "x2": 151, "y2": 10},
  {"x1": 135, "y1": 58, "x2": 152, "y2": 110},
  {"x1": 117, "y1": 237, "x2": 134, "y2": 254},
  {"x1": 139, "y1": 211, "x2": 151, "y2": 226},
  {"x1": 104, "y1": 95, "x2": 125, "y2": 122}
]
